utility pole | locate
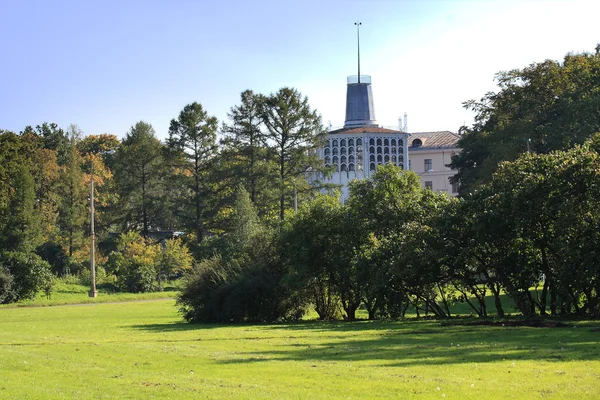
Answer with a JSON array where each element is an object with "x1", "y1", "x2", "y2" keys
[
  {"x1": 88, "y1": 156, "x2": 97, "y2": 298},
  {"x1": 294, "y1": 180, "x2": 298, "y2": 214}
]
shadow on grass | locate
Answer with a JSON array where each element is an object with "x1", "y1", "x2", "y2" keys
[
  {"x1": 217, "y1": 323, "x2": 600, "y2": 367},
  {"x1": 130, "y1": 318, "x2": 417, "y2": 333},
  {"x1": 130, "y1": 316, "x2": 600, "y2": 366},
  {"x1": 130, "y1": 322, "x2": 220, "y2": 332}
]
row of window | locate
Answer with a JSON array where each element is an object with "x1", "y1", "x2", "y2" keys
[
  {"x1": 324, "y1": 146, "x2": 404, "y2": 156},
  {"x1": 325, "y1": 155, "x2": 362, "y2": 164},
  {"x1": 327, "y1": 161, "x2": 406, "y2": 172},
  {"x1": 325, "y1": 154, "x2": 405, "y2": 165},
  {"x1": 333, "y1": 163, "x2": 360, "y2": 172},
  {"x1": 324, "y1": 146, "x2": 362, "y2": 156},
  {"x1": 328, "y1": 138, "x2": 363, "y2": 148},
  {"x1": 327, "y1": 138, "x2": 405, "y2": 148}
]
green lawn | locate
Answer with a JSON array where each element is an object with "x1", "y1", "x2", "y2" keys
[
  {"x1": 0, "y1": 281, "x2": 177, "y2": 308},
  {"x1": 1, "y1": 300, "x2": 599, "y2": 399}
]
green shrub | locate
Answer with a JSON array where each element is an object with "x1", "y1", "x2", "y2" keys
[
  {"x1": 177, "y1": 243, "x2": 307, "y2": 323},
  {"x1": 0, "y1": 251, "x2": 53, "y2": 303},
  {"x1": 0, "y1": 266, "x2": 15, "y2": 304},
  {"x1": 36, "y1": 242, "x2": 70, "y2": 276},
  {"x1": 78, "y1": 265, "x2": 115, "y2": 287},
  {"x1": 119, "y1": 259, "x2": 158, "y2": 293}
]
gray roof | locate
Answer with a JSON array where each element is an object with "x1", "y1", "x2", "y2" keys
[{"x1": 409, "y1": 131, "x2": 460, "y2": 149}]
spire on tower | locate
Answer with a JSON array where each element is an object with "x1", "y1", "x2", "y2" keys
[
  {"x1": 344, "y1": 21, "x2": 376, "y2": 128},
  {"x1": 355, "y1": 21, "x2": 361, "y2": 84}
]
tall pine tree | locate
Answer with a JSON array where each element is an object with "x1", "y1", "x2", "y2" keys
[
  {"x1": 113, "y1": 122, "x2": 166, "y2": 236},
  {"x1": 260, "y1": 88, "x2": 326, "y2": 220},
  {"x1": 221, "y1": 90, "x2": 276, "y2": 214},
  {"x1": 167, "y1": 102, "x2": 218, "y2": 243}
]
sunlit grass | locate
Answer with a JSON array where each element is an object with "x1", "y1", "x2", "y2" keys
[
  {"x1": 0, "y1": 281, "x2": 177, "y2": 308},
  {"x1": 1, "y1": 300, "x2": 598, "y2": 399}
]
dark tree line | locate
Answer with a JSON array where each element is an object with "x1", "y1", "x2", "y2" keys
[
  {"x1": 177, "y1": 48, "x2": 600, "y2": 322},
  {"x1": 0, "y1": 88, "x2": 325, "y2": 303},
  {"x1": 179, "y1": 140, "x2": 600, "y2": 322}
]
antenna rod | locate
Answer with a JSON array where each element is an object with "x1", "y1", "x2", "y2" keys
[{"x1": 355, "y1": 21, "x2": 361, "y2": 83}]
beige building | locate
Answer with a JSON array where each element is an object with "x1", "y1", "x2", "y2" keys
[{"x1": 407, "y1": 131, "x2": 461, "y2": 196}]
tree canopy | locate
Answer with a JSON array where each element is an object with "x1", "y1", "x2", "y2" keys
[{"x1": 451, "y1": 50, "x2": 600, "y2": 192}]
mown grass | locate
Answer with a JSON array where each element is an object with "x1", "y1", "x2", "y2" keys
[
  {"x1": 1, "y1": 299, "x2": 599, "y2": 399},
  {"x1": 0, "y1": 281, "x2": 178, "y2": 308}
]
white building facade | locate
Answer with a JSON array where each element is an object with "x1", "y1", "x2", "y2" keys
[
  {"x1": 316, "y1": 74, "x2": 460, "y2": 201},
  {"x1": 321, "y1": 126, "x2": 409, "y2": 201}
]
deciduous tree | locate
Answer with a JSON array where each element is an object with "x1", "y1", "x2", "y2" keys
[{"x1": 451, "y1": 49, "x2": 600, "y2": 192}]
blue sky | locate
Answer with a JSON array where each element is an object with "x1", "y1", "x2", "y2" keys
[{"x1": 1, "y1": 0, "x2": 598, "y2": 140}]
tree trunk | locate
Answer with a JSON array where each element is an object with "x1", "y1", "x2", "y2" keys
[
  {"x1": 458, "y1": 287, "x2": 483, "y2": 317},
  {"x1": 550, "y1": 282, "x2": 557, "y2": 316}
]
